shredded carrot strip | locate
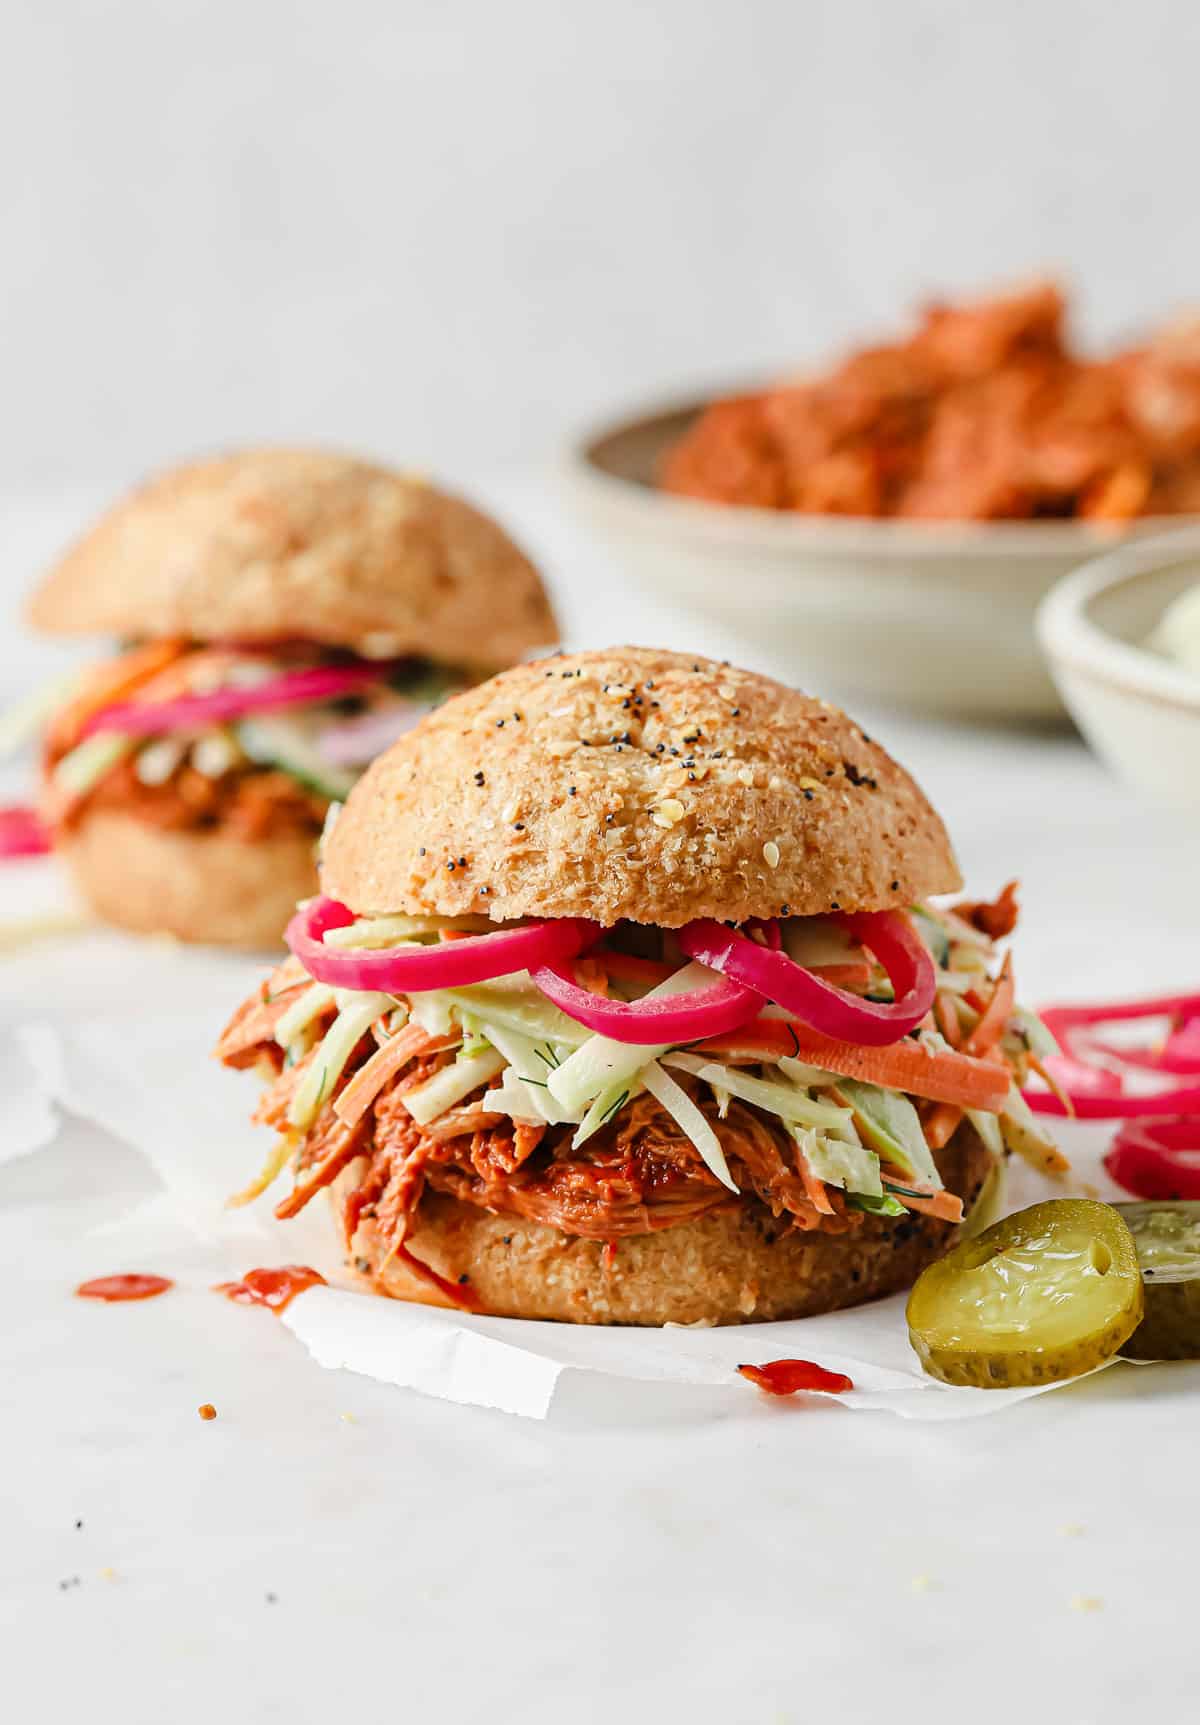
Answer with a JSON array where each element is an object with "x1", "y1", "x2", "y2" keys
[
  {"x1": 892, "y1": 1187, "x2": 964, "y2": 1223},
  {"x1": 334, "y1": 1025, "x2": 457, "y2": 1128},
  {"x1": 274, "y1": 1135, "x2": 365, "y2": 1220},
  {"x1": 46, "y1": 638, "x2": 189, "y2": 753},
  {"x1": 699, "y1": 1019, "x2": 1009, "y2": 1110},
  {"x1": 808, "y1": 960, "x2": 874, "y2": 989},
  {"x1": 964, "y1": 952, "x2": 1014, "y2": 1059},
  {"x1": 924, "y1": 1103, "x2": 963, "y2": 1150},
  {"x1": 794, "y1": 1146, "x2": 836, "y2": 1215},
  {"x1": 599, "y1": 951, "x2": 675, "y2": 986}
]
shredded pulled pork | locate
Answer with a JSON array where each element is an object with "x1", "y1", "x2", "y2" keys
[
  {"x1": 662, "y1": 279, "x2": 1200, "y2": 521},
  {"x1": 215, "y1": 995, "x2": 861, "y2": 1252},
  {"x1": 48, "y1": 752, "x2": 327, "y2": 841},
  {"x1": 952, "y1": 880, "x2": 1020, "y2": 942}
]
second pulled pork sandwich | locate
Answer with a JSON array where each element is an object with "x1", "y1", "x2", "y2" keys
[
  {"x1": 26, "y1": 450, "x2": 556, "y2": 946},
  {"x1": 217, "y1": 647, "x2": 1064, "y2": 1325}
]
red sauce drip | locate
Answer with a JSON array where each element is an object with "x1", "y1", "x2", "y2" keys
[
  {"x1": 76, "y1": 1273, "x2": 174, "y2": 1302},
  {"x1": 214, "y1": 1264, "x2": 327, "y2": 1313},
  {"x1": 737, "y1": 1358, "x2": 854, "y2": 1397},
  {"x1": 395, "y1": 1243, "x2": 483, "y2": 1312}
]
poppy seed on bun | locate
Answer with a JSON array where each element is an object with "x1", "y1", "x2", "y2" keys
[{"x1": 321, "y1": 646, "x2": 961, "y2": 927}]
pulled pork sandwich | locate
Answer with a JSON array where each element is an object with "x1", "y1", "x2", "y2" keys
[
  {"x1": 216, "y1": 648, "x2": 1064, "y2": 1324},
  {"x1": 25, "y1": 450, "x2": 556, "y2": 946}
]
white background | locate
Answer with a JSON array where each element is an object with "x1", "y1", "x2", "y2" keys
[
  {"x1": 5, "y1": 8, "x2": 1200, "y2": 1721},
  {"x1": 3, "y1": 0, "x2": 1199, "y2": 496}
]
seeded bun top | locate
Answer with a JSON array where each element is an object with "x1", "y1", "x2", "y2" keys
[
  {"x1": 28, "y1": 449, "x2": 556, "y2": 670},
  {"x1": 321, "y1": 647, "x2": 960, "y2": 926}
]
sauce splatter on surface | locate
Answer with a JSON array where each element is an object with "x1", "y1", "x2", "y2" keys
[
  {"x1": 213, "y1": 1265, "x2": 326, "y2": 1313},
  {"x1": 737, "y1": 1358, "x2": 854, "y2": 1396},
  {"x1": 76, "y1": 1274, "x2": 174, "y2": 1303}
]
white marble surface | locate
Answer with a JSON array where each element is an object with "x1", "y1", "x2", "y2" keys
[{"x1": 4, "y1": 484, "x2": 1200, "y2": 1723}]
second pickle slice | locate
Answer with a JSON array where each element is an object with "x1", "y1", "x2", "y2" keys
[
  {"x1": 907, "y1": 1199, "x2": 1143, "y2": 1388},
  {"x1": 1115, "y1": 1201, "x2": 1200, "y2": 1360}
]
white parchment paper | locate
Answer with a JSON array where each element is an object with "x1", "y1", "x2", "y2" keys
[{"x1": 15, "y1": 1009, "x2": 1127, "y2": 1420}]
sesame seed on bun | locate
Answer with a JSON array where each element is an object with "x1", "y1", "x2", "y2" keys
[{"x1": 321, "y1": 646, "x2": 961, "y2": 926}]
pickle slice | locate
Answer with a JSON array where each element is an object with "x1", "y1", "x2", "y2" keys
[
  {"x1": 1115, "y1": 1201, "x2": 1200, "y2": 1360},
  {"x1": 907, "y1": 1200, "x2": 1143, "y2": 1387}
]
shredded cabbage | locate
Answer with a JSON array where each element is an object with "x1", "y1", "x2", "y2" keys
[
  {"x1": 665, "y1": 1053, "x2": 851, "y2": 1132},
  {"x1": 274, "y1": 982, "x2": 337, "y2": 1049},
  {"x1": 288, "y1": 992, "x2": 393, "y2": 1129},
  {"x1": 548, "y1": 963, "x2": 720, "y2": 1115},
  {"x1": 401, "y1": 1049, "x2": 506, "y2": 1126},
  {"x1": 776, "y1": 1053, "x2": 838, "y2": 1088},
  {"x1": 407, "y1": 978, "x2": 588, "y2": 1048},
  {"x1": 795, "y1": 1126, "x2": 883, "y2": 1197},
  {"x1": 1007, "y1": 1005, "x2": 1060, "y2": 1061},
  {"x1": 481, "y1": 1071, "x2": 546, "y2": 1126},
  {"x1": 226, "y1": 1132, "x2": 296, "y2": 1207},
  {"x1": 965, "y1": 1107, "x2": 1005, "y2": 1160},
  {"x1": 834, "y1": 1079, "x2": 941, "y2": 1188},
  {"x1": 51, "y1": 732, "x2": 134, "y2": 798},
  {"x1": 999, "y1": 1082, "x2": 1062, "y2": 1170},
  {"x1": 322, "y1": 913, "x2": 494, "y2": 947},
  {"x1": 573, "y1": 1075, "x2": 644, "y2": 1150},
  {"x1": 470, "y1": 1017, "x2": 575, "y2": 1126},
  {"x1": 781, "y1": 915, "x2": 863, "y2": 970}
]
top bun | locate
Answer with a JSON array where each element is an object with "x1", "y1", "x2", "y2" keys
[
  {"x1": 322, "y1": 647, "x2": 960, "y2": 926},
  {"x1": 28, "y1": 449, "x2": 556, "y2": 670}
]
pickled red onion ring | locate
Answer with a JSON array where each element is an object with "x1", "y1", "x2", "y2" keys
[
  {"x1": 1104, "y1": 1117, "x2": 1200, "y2": 1199},
  {"x1": 0, "y1": 804, "x2": 50, "y2": 858},
  {"x1": 1028, "y1": 1085, "x2": 1200, "y2": 1120},
  {"x1": 317, "y1": 703, "x2": 424, "y2": 767},
  {"x1": 531, "y1": 959, "x2": 760, "y2": 1045},
  {"x1": 1025, "y1": 992, "x2": 1200, "y2": 1117},
  {"x1": 286, "y1": 895, "x2": 600, "y2": 992},
  {"x1": 678, "y1": 910, "x2": 935, "y2": 1046},
  {"x1": 80, "y1": 659, "x2": 405, "y2": 739},
  {"x1": 1081, "y1": 1021, "x2": 1200, "y2": 1078},
  {"x1": 1039, "y1": 1052, "x2": 1125, "y2": 1099}
]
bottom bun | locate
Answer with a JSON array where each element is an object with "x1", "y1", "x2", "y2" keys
[
  {"x1": 331, "y1": 1123, "x2": 994, "y2": 1326},
  {"x1": 59, "y1": 809, "x2": 319, "y2": 949}
]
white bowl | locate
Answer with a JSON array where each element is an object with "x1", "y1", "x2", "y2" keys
[
  {"x1": 565, "y1": 396, "x2": 1194, "y2": 721},
  {"x1": 1037, "y1": 526, "x2": 1200, "y2": 811}
]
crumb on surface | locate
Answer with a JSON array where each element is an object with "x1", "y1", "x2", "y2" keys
[{"x1": 198, "y1": 1403, "x2": 217, "y2": 1421}]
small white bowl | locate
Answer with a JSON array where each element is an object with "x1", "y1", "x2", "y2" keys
[
  {"x1": 566, "y1": 395, "x2": 1193, "y2": 722},
  {"x1": 1037, "y1": 526, "x2": 1200, "y2": 811}
]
